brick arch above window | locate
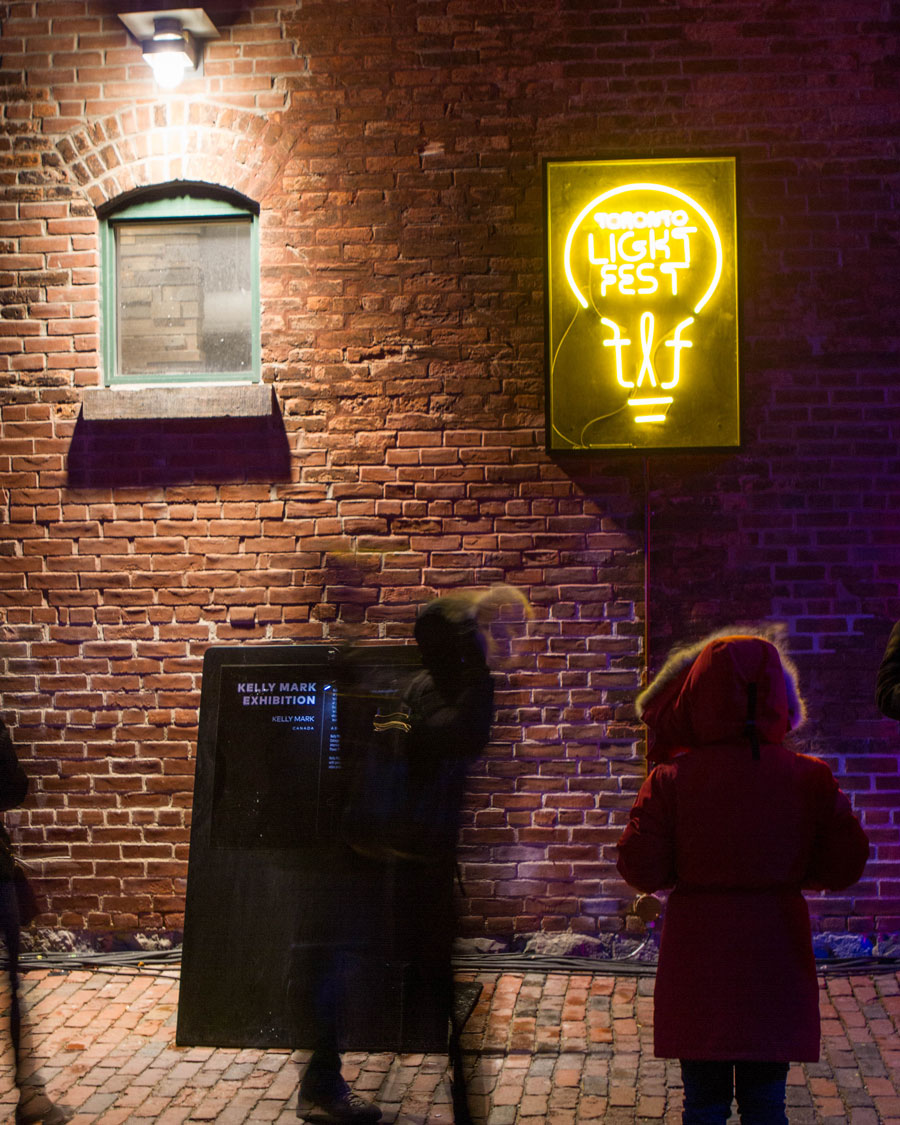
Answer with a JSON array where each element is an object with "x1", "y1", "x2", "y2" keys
[{"x1": 55, "y1": 102, "x2": 294, "y2": 210}]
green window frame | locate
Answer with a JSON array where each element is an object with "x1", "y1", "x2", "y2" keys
[{"x1": 100, "y1": 190, "x2": 260, "y2": 387}]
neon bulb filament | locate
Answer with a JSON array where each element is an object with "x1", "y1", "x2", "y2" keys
[
  {"x1": 601, "y1": 318, "x2": 632, "y2": 387},
  {"x1": 635, "y1": 312, "x2": 658, "y2": 388},
  {"x1": 662, "y1": 317, "x2": 694, "y2": 389}
]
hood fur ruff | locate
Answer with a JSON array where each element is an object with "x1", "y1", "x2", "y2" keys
[{"x1": 637, "y1": 625, "x2": 806, "y2": 763}]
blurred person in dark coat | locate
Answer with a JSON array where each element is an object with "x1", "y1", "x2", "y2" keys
[
  {"x1": 298, "y1": 587, "x2": 526, "y2": 1124},
  {"x1": 617, "y1": 629, "x2": 868, "y2": 1125},
  {"x1": 0, "y1": 716, "x2": 72, "y2": 1124}
]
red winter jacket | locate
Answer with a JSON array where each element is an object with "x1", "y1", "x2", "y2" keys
[{"x1": 617, "y1": 634, "x2": 869, "y2": 1062}]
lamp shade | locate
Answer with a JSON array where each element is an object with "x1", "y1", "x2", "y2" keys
[{"x1": 141, "y1": 17, "x2": 199, "y2": 89}]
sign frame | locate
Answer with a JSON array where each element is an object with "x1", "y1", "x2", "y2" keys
[
  {"x1": 543, "y1": 155, "x2": 740, "y2": 454},
  {"x1": 176, "y1": 641, "x2": 457, "y2": 1052}
]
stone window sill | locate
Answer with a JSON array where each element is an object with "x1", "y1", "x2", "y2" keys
[{"x1": 81, "y1": 384, "x2": 273, "y2": 421}]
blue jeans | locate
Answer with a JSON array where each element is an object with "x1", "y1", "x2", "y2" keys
[{"x1": 681, "y1": 1060, "x2": 789, "y2": 1124}]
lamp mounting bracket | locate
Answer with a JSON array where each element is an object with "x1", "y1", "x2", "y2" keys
[{"x1": 117, "y1": 8, "x2": 219, "y2": 42}]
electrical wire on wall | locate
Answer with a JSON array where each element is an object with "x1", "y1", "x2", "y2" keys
[
  {"x1": 643, "y1": 456, "x2": 651, "y2": 694},
  {"x1": 641, "y1": 456, "x2": 652, "y2": 779}
]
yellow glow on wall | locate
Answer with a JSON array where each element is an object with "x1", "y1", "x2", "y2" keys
[{"x1": 545, "y1": 157, "x2": 739, "y2": 451}]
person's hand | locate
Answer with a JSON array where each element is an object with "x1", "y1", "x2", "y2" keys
[
  {"x1": 633, "y1": 893, "x2": 662, "y2": 924},
  {"x1": 456, "y1": 626, "x2": 487, "y2": 669}
]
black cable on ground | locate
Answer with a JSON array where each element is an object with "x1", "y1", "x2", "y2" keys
[
  {"x1": 453, "y1": 952, "x2": 900, "y2": 977},
  {"x1": 816, "y1": 955, "x2": 900, "y2": 977},
  {"x1": 1, "y1": 949, "x2": 897, "y2": 977},
  {"x1": 452, "y1": 953, "x2": 660, "y2": 977},
  {"x1": 4, "y1": 948, "x2": 182, "y2": 972}
]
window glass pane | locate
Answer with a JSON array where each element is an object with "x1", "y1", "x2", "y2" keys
[{"x1": 115, "y1": 217, "x2": 252, "y2": 378}]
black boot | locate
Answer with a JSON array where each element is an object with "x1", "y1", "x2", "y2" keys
[
  {"x1": 297, "y1": 1076, "x2": 382, "y2": 1123},
  {"x1": 15, "y1": 1085, "x2": 74, "y2": 1125}
]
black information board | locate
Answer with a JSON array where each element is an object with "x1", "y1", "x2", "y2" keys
[{"x1": 176, "y1": 642, "x2": 453, "y2": 1052}]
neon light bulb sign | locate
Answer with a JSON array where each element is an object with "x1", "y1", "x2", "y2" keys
[{"x1": 544, "y1": 158, "x2": 739, "y2": 451}]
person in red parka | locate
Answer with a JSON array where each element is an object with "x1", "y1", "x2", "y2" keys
[{"x1": 617, "y1": 629, "x2": 869, "y2": 1125}]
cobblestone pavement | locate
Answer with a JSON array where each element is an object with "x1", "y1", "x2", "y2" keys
[{"x1": 0, "y1": 965, "x2": 897, "y2": 1123}]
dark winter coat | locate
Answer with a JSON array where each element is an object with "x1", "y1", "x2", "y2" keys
[
  {"x1": 398, "y1": 657, "x2": 494, "y2": 859},
  {"x1": 0, "y1": 720, "x2": 27, "y2": 814},
  {"x1": 0, "y1": 718, "x2": 28, "y2": 885},
  {"x1": 617, "y1": 634, "x2": 869, "y2": 1062}
]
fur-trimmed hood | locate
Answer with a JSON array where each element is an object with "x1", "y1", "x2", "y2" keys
[{"x1": 637, "y1": 626, "x2": 806, "y2": 763}]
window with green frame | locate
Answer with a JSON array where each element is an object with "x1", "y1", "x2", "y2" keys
[{"x1": 100, "y1": 188, "x2": 260, "y2": 386}]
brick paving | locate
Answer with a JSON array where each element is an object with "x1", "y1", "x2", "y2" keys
[{"x1": 0, "y1": 965, "x2": 896, "y2": 1123}]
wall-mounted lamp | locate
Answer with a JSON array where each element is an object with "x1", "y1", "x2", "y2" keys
[
  {"x1": 119, "y1": 8, "x2": 219, "y2": 90},
  {"x1": 142, "y1": 17, "x2": 199, "y2": 89}
]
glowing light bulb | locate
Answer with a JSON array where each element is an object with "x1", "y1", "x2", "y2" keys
[{"x1": 144, "y1": 49, "x2": 191, "y2": 89}]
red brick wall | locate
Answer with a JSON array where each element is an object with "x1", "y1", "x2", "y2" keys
[{"x1": 1, "y1": 0, "x2": 898, "y2": 936}]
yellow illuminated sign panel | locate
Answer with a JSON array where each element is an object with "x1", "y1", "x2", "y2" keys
[{"x1": 544, "y1": 157, "x2": 739, "y2": 451}]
